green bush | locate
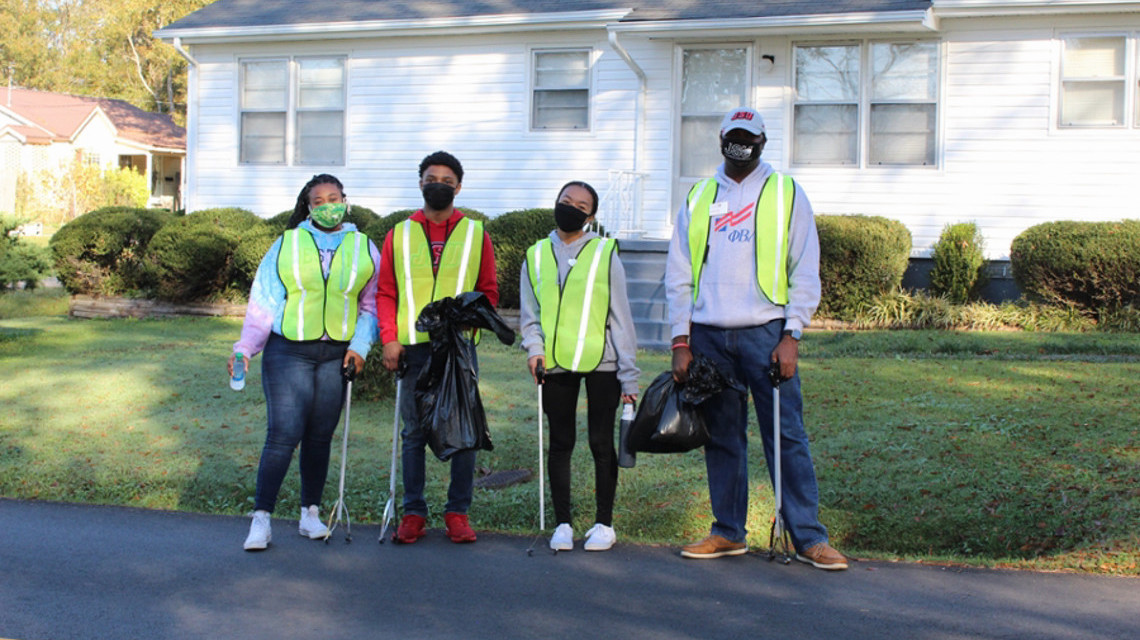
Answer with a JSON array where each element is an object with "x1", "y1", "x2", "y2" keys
[
  {"x1": 1010, "y1": 220, "x2": 1140, "y2": 316},
  {"x1": 230, "y1": 224, "x2": 281, "y2": 295},
  {"x1": 362, "y1": 207, "x2": 487, "y2": 247},
  {"x1": 816, "y1": 214, "x2": 911, "y2": 320},
  {"x1": 0, "y1": 216, "x2": 53, "y2": 289},
  {"x1": 49, "y1": 206, "x2": 175, "y2": 295},
  {"x1": 929, "y1": 222, "x2": 988, "y2": 304},
  {"x1": 485, "y1": 208, "x2": 557, "y2": 309},
  {"x1": 145, "y1": 208, "x2": 261, "y2": 302}
]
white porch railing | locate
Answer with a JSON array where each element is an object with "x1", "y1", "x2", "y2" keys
[{"x1": 595, "y1": 169, "x2": 646, "y2": 239}]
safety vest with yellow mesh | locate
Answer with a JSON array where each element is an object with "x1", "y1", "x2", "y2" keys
[
  {"x1": 392, "y1": 216, "x2": 484, "y2": 345},
  {"x1": 277, "y1": 228, "x2": 376, "y2": 342},
  {"x1": 526, "y1": 236, "x2": 616, "y2": 373},
  {"x1": 687, "y1": 172, "x2": 795, "y2": 305}
]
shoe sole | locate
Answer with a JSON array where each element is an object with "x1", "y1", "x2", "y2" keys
[
  {"x1": 243, "y1": 537, "x2": 271, "y2": 551},
  {"x1": 448, "y1": 535, "x2": 477, "y2": 543},
  {"x1": 299, "y1": 528, "x2": 330, "y2": 540},
  {"x1": 795, "y1": 553, "x2": 848, "y2": 570},
  {"x1": 550, "y1": 542, "x2": 573, "y2": 551},
  {"x1": 584, "y1": 544, "x2": 613, "y2": 552},
  {"x1": 680, "y1": 546, "x2": 748, "y2": 559}
]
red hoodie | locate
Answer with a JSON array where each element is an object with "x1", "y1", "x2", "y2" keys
[{"x1": 377, "y1": 209, "x2": 498, "y2": 345}]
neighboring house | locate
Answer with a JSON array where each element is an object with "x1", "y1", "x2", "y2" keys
[{"x1": 0, "y1": 87, "x2": 186, "y2": 213}]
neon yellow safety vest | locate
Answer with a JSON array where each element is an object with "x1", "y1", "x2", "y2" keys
[
  {"x1": 687, "y1": 172, "x2": 795, "y2": 305},
  {"x1": 277, "y1": 228, "x2": 376, "y2": 342},
  {"x1": 392, "y1": 216, "x2": 484, "y2": 345},
  {"x1": 526, "y1": 237, "x2": 616, "y2": 373}
]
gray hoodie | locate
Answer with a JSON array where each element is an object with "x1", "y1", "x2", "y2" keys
[
  {"x1": 519, "y1": 230, "x2": 640, "y2": 395},
  {"x1": 665, "y1": 161, "x2": 821, "y2": 339}
]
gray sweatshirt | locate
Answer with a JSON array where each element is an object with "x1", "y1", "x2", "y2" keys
[
  {"x1": 519, "y1": 230, "x2": 640, "y2": 396},
  {"x1": 665, "y1": 161, "x2": 821, "y2": 339}
]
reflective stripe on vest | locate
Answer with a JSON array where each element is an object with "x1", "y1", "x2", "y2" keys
[
  {"x1": 687, "y1": 172, "x2": 795, "y2": 306},
  {"x1": 526, "y1": 237, "x2": 616, "y2": 373},
  {"x1": 392, "y1": 217, "x2": 483, "y2": 345},
  {"x1": 278, "y1": 229, "x2": 376, "y2": 342}
]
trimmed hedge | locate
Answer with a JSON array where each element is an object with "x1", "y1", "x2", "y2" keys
[
  {"x1": 929, "y1": 222, "x2": 988, "y2": 304},
  {"x1": 816, "y1": 214, "x2": 911, "y2": 320},
  {"x1": 1010, "y1": 220, "x2": 1140, "y2": 314},
  {"x1": 485, "y1": 208, "x2": 557, "y2": 309},
  {"x1": 145, "y1": 208, "x2": 261, "y2": 302},
  {"x1": 49, "y1": 206, "x2": 176, "y2": 295}
]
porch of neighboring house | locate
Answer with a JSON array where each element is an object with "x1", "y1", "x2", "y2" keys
[{"x1": 118, "y1": 153, "x2": 183, "y2": 211}]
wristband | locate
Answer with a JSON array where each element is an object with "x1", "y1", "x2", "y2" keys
[{"x1": 671, "y1": 342, "x2": 690, "y2": 350}]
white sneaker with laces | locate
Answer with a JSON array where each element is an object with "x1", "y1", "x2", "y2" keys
[
  {"x1": 298, "y1": 505, "x2": 330, "y2": 539},
  {"x1": 243, "y1": 510, "x2": 272, "y2": 551},
  {"x1": 549, "y1": 523, "x2": 574, "y2": 551},
  {"x1": 584, "y1": 523, "x2": 616, "y2": 551}
]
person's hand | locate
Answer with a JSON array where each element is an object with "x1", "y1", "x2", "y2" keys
[
  {"x1": 381, "y1": 341, "x2": 404, "y2": 372},
  {"x1": 621, "y1": 393, "x2": 638, "y2": 404},
  {"x1": 771, "y1": 334, "x2": 799, "y2": 382},
  {"x1": 671, "y1": 339, "x2": 692, "y2": 383},
  {"x1": 227, "y1": 353, "x2": 250, "y2": 377},
  {"x1": 528, "y1": 355, "x2": 545, "y2": 384},
  {"x1": 343, "y1": 349, "x2": 364, "y2": 378}
]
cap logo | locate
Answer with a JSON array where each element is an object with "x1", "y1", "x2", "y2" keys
[{"x1": 731, "y1": 111, "x2": 754, "y2": 122}]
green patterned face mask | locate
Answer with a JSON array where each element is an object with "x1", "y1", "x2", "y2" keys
[{"x1": 310, "y1": 202, "x2": 347, "y2": 228}]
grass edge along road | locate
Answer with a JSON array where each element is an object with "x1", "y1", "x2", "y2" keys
[{"x1": 0, "y1": 312, "x2": 1137, "y2": 575}]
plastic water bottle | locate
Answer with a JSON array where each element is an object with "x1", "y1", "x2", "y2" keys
[
  {"x1": 230, "y1": 353, "x2": 246, "y2": 391},
  {"x1": 618, "y1": 402, "x2": 636, "y2": 468}
]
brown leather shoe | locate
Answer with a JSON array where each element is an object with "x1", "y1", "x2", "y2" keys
[
  {"x1": 796, "y1": 542, "x2": 848, "y2": 570},
  {"x1": 680, "y1": 534, "x2": 748, "y2": 559}
]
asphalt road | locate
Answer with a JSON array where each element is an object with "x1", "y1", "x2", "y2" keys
[{"x1": 1, "y1": 499, "x2": 1136, "y2": 640}]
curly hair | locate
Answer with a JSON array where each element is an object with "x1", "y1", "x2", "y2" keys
[{"x1": 418, "y1": 151, "x2": 464, "y2": 184}]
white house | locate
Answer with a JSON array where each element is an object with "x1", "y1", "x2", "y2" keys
[
  {"x1": 0, "y1": 88, "x2": 187, "y2": 213},
  {"x1": 156, "y1": 0, "x2": 1140, "y2": 262}
]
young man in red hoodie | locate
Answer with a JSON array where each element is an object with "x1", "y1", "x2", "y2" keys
[{"x1": 376, "y1": 151, "x2": 498, "y2": 544}]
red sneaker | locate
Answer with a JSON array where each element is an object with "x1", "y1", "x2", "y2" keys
[
  {"x1": 444, "y1": 512, "x2": 477, "y2": 543},
  {"x1": 394, "y1": 514, "x2": 426, "y2": 544}
]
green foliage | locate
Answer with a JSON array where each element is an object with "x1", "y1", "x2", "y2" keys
[
  {"x1": 929, "y1": 222, "x2": 988, "y2": 304},
  {"x1": 853, "y1": 291, "x2": 1098, "y2": 332},
  {"x1": 100, "y1": 167, "x2": 150, "y2": 208},
  {"x1": 229, "y1": 223, "x2": 280, "y2": 295},
  {"x1": 485, "y1": 208, "x2": 558, "y2": 309},
  {"x1": 49, "y1": 206, "x2": 175, "y2": 295},
  {"x1": 1010, "y1": 220, "x2": 1140, "y2": 317},
  {"x1": 0, "y1": 216, "x2": 53, "y2": 289},
  {"x1": 361, "y1": 207, "x2": 488, "y2": 247},
  {"x1": 144, "y1": 207, "x2": 261, "y2": 302},
  {"x1": 816, "y1": 214, "x2": 911, "y2": 320}
]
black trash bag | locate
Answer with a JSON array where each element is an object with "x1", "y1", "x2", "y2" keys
[
  {"x1": 625, "y1": 356, "x2": 744, "y2": 454},
  {"x1": 413, "y1": 292, "x2": 515, "y2": 461}
]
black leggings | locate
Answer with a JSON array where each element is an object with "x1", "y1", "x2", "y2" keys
[{"x1": 543, "y1": 370, "x2": 621, "y2": 526}]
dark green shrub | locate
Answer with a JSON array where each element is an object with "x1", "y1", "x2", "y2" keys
[
  {"x1": 929, "y1": 222, "x2": 988, "y2": 304},
  {"x1": 362, "y1": 207, "x2": 487, "y2": 247},
  {"x1": 145, "y1": 208, "x2": 261, "y2": 302},
  {"x1": 48, "y1": 206, "x2": 174, "y2": 295},
  {"x1": 351, "y1": 354, "x2": 397, "y2": 402},
  {"x1": 230, "y1": 224, "x2": 281, "y2": 295},
  {"x1": 485, "y1": 208, "x2": 557, "y2": 309},
  {"x1": 1010, "y1": 220, "x2": 1140, "y2": 315},
  {"x1": 0, "y1": 217, "x2": 53, "y2": 289},
  {"x1": 816, "y1": 214, "x2": 911, "y2": 320}
]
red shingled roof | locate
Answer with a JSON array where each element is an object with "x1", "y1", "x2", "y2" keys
[{"x1": 2, "y1": 87, "x2": 185, "y2": 150}]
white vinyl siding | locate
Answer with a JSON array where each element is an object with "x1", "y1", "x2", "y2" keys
[
  {"x1": 239, "y1": 56, "x2": 345, "y2": 165},
  {"x1": 1059, "y1": 35, "x2": 1126, "y2": 127},
  {"x1": 531, "y1": 49, "x2": 591, "y2": 130}
]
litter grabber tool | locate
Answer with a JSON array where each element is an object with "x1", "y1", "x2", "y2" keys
[
  {"x1": 326, "y1": 361, "x2": 358, "y2": 544},
  {"x1": 380, "y1": 355, "x2": 407, "y2": 544},
  {"x1": 767, "y1": 361, "x2": 792, "y2": 563},
  {"x1": 527, "y1": 362, "x2": 551, "y2": 556}
]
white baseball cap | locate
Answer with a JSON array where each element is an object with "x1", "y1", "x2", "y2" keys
[{"x1": 720, "y1": 108, "x2": 766, "y2": 137}]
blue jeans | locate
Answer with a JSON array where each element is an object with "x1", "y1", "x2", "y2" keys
[
  {"x1": 398, "y1": 342, "x2": 477, "y2": 517},
  {"x1": 691, "y1": 321, "x2": 829, "y2": 552},
  {"x1": 254, "y1": 334, "x2": 347, "y2": 513}
]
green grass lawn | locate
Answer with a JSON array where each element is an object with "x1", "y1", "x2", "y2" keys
[{"x1": 1, "y1": 299, "x2": 1137, "y2": 574}]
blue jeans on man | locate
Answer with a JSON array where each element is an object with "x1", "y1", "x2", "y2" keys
[{"x1": 691, "y1": 320, "x2": 829, "y2": 552}]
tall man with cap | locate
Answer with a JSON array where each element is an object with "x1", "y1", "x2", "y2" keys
[{"x1": 664, "y1": 107, "x2": 847, "y2": 570}]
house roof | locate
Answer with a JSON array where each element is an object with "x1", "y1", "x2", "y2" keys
[
  {"x1": 162, "y1": 0, "x2": 933, "y2": 31},
  {"x1": 1, "y1": 87, "x2": 185, "y2": 151}
]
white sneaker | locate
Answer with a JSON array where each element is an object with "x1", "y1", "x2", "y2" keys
[
  {"x1": 549, "y1": 523, "x2": 574, "y2": 551},
  {"x1": 584, "y1": 523, "x2": 616, "y2": 551},
  {"x1": 298, "y1": 505, "x2": 330, "y2": 539},
  {"x1": 243, "y1": 510, "x2": 272, "y2": 551}
]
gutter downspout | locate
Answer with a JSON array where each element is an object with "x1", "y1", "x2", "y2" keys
[
  {"x1": 171, "y1": 37, "x2": 197, "y2": 212},
  {"x1": 607, "y1": 30, "x2": 646, "y2": 236}
]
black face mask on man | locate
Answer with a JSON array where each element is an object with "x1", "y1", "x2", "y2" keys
[
  {"x1": 721, "y1": 138, "x2": 762, "y2": 167},
  {"x1": 554, "y1": 202, "x2": 590, "y2": 233},
  {"x1": 422, "y1": 182, "x2": 456, "y2": 210}
]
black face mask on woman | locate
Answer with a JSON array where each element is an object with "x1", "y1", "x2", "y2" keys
[
  {"x1": 554, "y1": 202, "x2": 590, "y2": 233},
  {"x1": 422, "y1": 182, "x2": 456, "y2": 211}
]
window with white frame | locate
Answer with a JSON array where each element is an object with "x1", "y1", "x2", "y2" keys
[
  {"x1": 679, "y1": 47, "x2": 750, "y2": 179},
  {"x1": 1060, "y1": 35, "x2": 1126, "y2": 127},
  {"x1": 793, "y1": 41, "x2": 939, "y2": 167},
  {"x1": 532, "y1": 50, "x2": 591, "y2": 130},
  {"x1": 240, "y1": 57, "x2": 345, "y2": 165}
]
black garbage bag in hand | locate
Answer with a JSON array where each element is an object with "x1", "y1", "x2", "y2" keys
[
  {"x1": 414, "y1": 292, "x2": 515, "y2": 461},
  {"x1": 625, "y1": 355, "x2": 744, "y2": 454}
]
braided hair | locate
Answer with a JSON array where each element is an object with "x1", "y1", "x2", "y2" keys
[{"x1": 286, "y1": 174, "x2": 345, "y2": 229}]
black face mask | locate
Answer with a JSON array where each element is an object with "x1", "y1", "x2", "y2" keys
[
  {"x1": 422, "y1": 182, "x2": 456, "y2": 210},
  {"x1": 721, "y1": 139, "x2": 761, "y2": 167},
  {"x1": 554, "y1": 202, "x2": 590, "y2": 233}
]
